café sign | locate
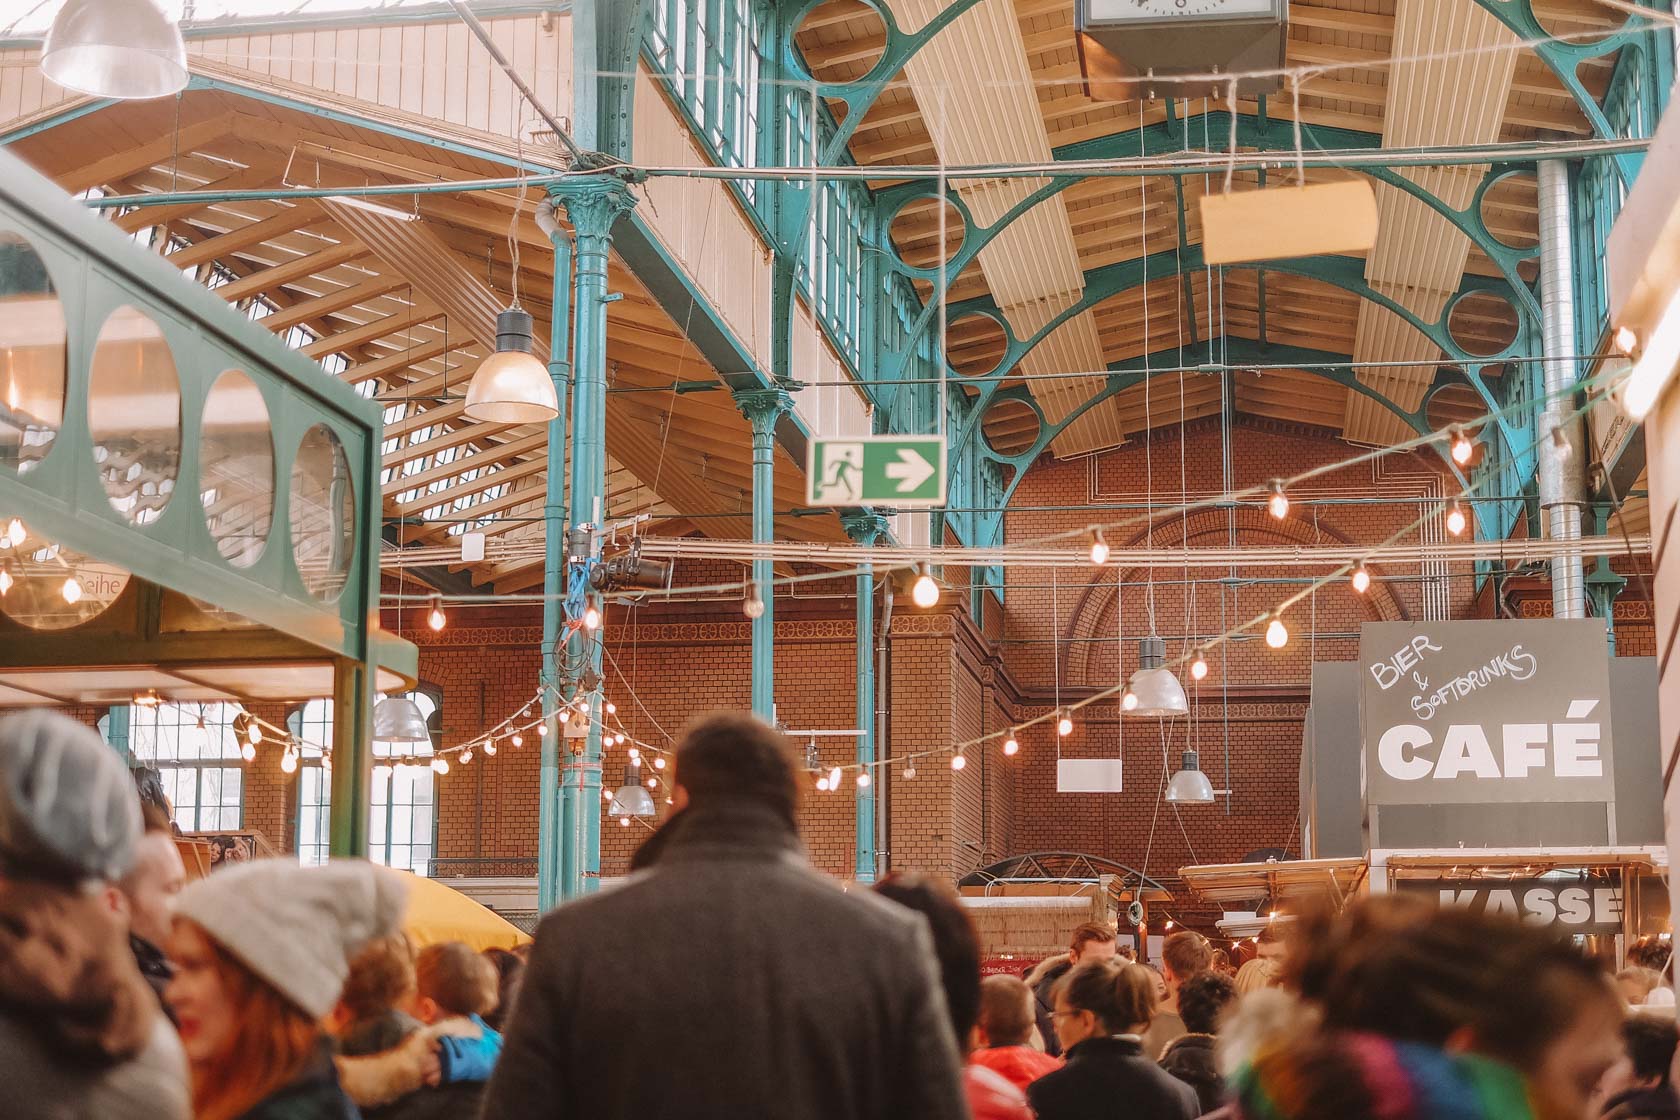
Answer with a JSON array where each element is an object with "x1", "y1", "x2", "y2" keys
[
  {"x1": 1393, "y1": 875, "x2": 1625, "y2": 935},
  {"x1": 1360, "y1": 620, "x2": 1614, "y2": 805}
]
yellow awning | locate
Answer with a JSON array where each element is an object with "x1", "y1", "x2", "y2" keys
[{"x1": 398, "y1": 871, "x2": 531, "y2": 953}]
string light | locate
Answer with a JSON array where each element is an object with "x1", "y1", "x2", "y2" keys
[
  {"x1": 485, "y1": 739, "x2": 497, "y2": 756},
  {"x1": 903, "y1": 763, "x2": 917, "y2": 779},
  {"x1": 427, "y1": 595, "x2": 447, "y2": 631},
  {"x1": 1056, "y1": 711, "x2": 1074, "y2": 737},
  {"x1": 4, "y1": 519, "x2": 23, "y2": 547},
  {"x1": 827, "y1": 766, "x2": 842, "y2": 790},
  {"x1": 815, "y1": 775, "x2": 830, "y2": 791},
  {"x1": 432, "y1": 756, "x2": 450, "y2": 775},
  {"x1": 537, "y1": 723, "x2": 547, "y2": 737},
  {"x1": 279, "y1": 749, "x2": 298, "y2": 774},
  {"x1": 1267, "y1": 480, "x2": 1289, "y2": 520},
  {"x1": 653, "y1": 756, "x2": 666, "y2": 769},
  {"x1": 619, "y1": 816, "x2": 631, "y2": 827},
  {"x1": 911, "y1": 564, "x2": 940, "y2": 609},
  {"x1": 1121, "y1": 690, "x2": 1138, "y2": 712},
  {"x1": 0, "y1": 567, "x2": 11, "y2": 595},
  {"x1": 1189, "y1": 650, "x2": 1209, "y2": 681},
  {"x1": 583, "y1": 605, "x2": 601, "y2": 631},
  {"x1": 1165, "y1": 919, "x2": 1175, "y2": 930},
  {"x1": 645, "y1": 776, "x2": 658, "y2": 788},
  {"x1": 1265, "y1": 613, "x2": 1289, "y2": 649},
  {"x1": 1003, "y1": 733, "x2": 1020, "y2": 756},
  {"x1": 1449, "y1": 427, "x2": 1475, "y2": 466},
  {"x1": 1351, "y1": 562, "x2": 1371, "y2": 594},
  {"x1": 743, "y1": 580, "x2": 765, "y2": 619},
  {"x1": 628, "y1": 746, "x2": 640, "y2": 761},
  {"x1": 1615, "y1": 324, "x2": 1639, "y2": 355},
  {"x1": 1446, "y1": 500, "x2": 1467, "y2": 536},
  {"x1": 241, "y1": 741, "x2": 256, "y2": 762},
  {"x1": 603, "y1": 787, "x2": 613, "y2": 801},
  {"x1": 1088, "y1": 529, "x2": 1109, "y2": 566},
  {"x1": 511, "y1": 732, "x2": 523, "y2": 748},
  {"x1": 246, "y1": 719, "x2": 262, "y2": 747},
  {"x1": 460, "y1": 747, "x2": 473, "y2": 764},
  {"x1": 951, "y1": 752, "x2": 967, "y2": 771},
  {"x1": 605, "y1": 701, "x2": 617, "y2": 715},
  {"x1": 61, "y1": 575, "x2": 81, "y2": 604},
  {"x1": 856, "y1": 771, "x2": 871, "y2": 788}
]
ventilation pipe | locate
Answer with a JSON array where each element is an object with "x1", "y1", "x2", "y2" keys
[{"x1": 1536, "y1": 160, "x2": 1587, "y2": 619}]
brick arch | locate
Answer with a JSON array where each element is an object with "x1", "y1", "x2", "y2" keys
[{"x1": 1059, "y1": 506, "x2": 1408, "y2": 685}]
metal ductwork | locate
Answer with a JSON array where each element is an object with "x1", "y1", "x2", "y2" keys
[{"x1": 1537, "y1": 160, "x2": 1587, "y2": 620}]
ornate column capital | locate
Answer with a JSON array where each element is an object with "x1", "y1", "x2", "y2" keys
[
  {"x1": 839, "y1": 511, "x2": 891, "y2": 546},
  {"x1": 548, "y1": 175, "x2": 638, "y2": 235},
  {"x1": 731, "y1": 386, "x2": 794, "y2": 433}
]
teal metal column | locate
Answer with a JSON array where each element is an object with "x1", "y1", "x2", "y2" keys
[
  {"x1": 1587, "y1": 504, "x2": 1628, "y2": 652},
  {"x1": 840, "y1": 511, "x2": 889, "y2": 881},
  {"x1": 537, "y1": 205, "x2": 574, "y2": 914},
  {"x1": 732, "y1": 388, "x2": 793, "y2": 720},
  {"x1": 327, "y1": 656, "x2": 373, "y2": 856},
  {"x1": 106, "y1": 704, "x2": 132, "y2": 763},
  {"x1": 554, "y1": 174, "x2": 637, "y2": 899}
]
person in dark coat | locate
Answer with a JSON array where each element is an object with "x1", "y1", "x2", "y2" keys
[
  {"x1": 1027, "y1": 959, "x2": 1200, "y2": 1120},
  {"x1": 1028, "y1": 922, "x2": 1120, "y2": 1057},
  {"x1": 1160, "y1": 969, "x2": 1237, "y2": 1113},
  {"x1": 480, "y1": 712, "x2": 968, "y2": 1120},
  {"x1": 1597, "y1": 1014, "x2": 1680, "y2": 1120}
]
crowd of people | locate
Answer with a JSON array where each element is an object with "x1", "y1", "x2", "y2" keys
[{"x1": 2, "y1": 706, "x2": 1677, "y2": 1120}]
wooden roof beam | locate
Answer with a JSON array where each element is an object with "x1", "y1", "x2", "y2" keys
[{"x1": 213, "y1": 240, "x2": 368, "y2": 304}]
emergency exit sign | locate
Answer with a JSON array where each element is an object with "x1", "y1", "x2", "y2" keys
[{"x1": 806, "y1": 436, "x2": 947, "y2": 508}]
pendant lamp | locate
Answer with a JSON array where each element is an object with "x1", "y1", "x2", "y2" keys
[
  {"x1": 1164, "y1": 749, "x2": 1216, "y2": 805},
  {"x1": 42, "y1": 0, "x2": 188, "y2": 100},
  {"x1": 464, "y1": 307, "x2": 559, "y2": 424},
  {"x1": 608, "y1": 761, "x2": 656, "y2": 818},
  {"x1": 372, "y1": 696, "x2": 432, "y2": 744},
  {"x1": 1126, "y1": 635, "x2": 1188, "y2": 717}
]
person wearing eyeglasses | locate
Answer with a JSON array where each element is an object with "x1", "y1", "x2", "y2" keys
[{"x1": 1027, "y1": 960, "x2": 1199, "y2": 1120}]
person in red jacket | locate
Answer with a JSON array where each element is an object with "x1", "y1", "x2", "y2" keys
[{"x1": 972, "y1": 975, "x2": 1062, "y2": 1091}]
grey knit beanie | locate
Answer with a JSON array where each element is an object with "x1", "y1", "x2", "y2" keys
[
  {"x1": 176, "y1": 859, "x2": 408, "y2": 1020},
  {"x1": 0, "y1": 709, "x2": 140, "y2": 883}
]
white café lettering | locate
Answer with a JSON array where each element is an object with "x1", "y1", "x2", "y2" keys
[
  {"x1": 1378, "y1": 699, "x2": 1602, "y2": 781},
  {"x1": 1438, "y1": 885, "x2": 1622, "y2": 928}
]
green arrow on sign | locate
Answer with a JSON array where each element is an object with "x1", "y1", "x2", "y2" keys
[{"x1": 806, "y1": 435, "x2": 947, "y2": 508}]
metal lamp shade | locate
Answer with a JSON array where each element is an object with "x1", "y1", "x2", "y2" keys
[
  {"x1": 608, "y1": 763, "x2": 656, "y2": 818},
  {"x1": 1164, "y1": 749, "x2": 1216, "y2": 805},
  {"x1": 1126, "y1": 636, "x2": 1188, "y2": 717},
  {"x1": 372, "y1": 696, "x2": 432, "y2": 744},
  {"x1": 464, "y1": 308, "x2": 559, "y2": 424},
  {"x1": 42, "y1": 0, "x2": 188, "y2": 100}
]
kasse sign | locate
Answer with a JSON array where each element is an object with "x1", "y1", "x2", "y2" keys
[
  {"x1": 1359, "y1": 620, "x2": 1615, "y2": 805},
  {"x1": 1393, "y1": 875, "x2": 1625, "y2": 936}
]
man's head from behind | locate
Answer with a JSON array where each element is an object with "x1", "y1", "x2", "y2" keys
[
  {"x1": 977, "y1": 975, "x2": 1035, "y2": 1048},
  {"x1": 1594, "y1": 1013, "x2": 1678, "y2": 1109},
  {"x1": 1069, "y1": 922, "x2": 1118, "y2": 966},
  {"x1": 671, "y1": 712, "x2": 799, "y2": 826},
  {"x1": 1162, "y1": 929, "x2": 1213, "y2": 988}
]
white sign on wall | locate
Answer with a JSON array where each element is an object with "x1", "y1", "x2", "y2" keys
[{"x1": 1360, "y1": 620, "x2": 1615, "y2": 806}]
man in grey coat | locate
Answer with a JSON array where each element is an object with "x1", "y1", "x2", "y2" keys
[{"x1": 480, "y1": 712, "x2": 968, "y2": 1120}]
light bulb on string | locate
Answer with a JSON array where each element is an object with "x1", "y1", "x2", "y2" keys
[
  {"x1": 432, "y1": 756, "x2": 450, "y2": 775},
  {"x1": 61, "y1": 575, "x2": 82, "y2": 604},
  {"x1": 903, "y1": 763, "x2": 917, "y2": 779},
  {"x1": 1165, "y1": 919, "x2": 1175, "y2": 930},
  {"x1": 606, "y1": 701, "x2": 617, "y2": 715},
  {"x1": 511, "y1": 732, "x2": 523, "y2": 748},
  {"x1": 1121, "y1": 690, "x2": 1138, "y2": 712},
  {"x1": 1056, "y1": 711, "x2": 1074, "y2": 736},
  {"x1": 603, "y1": 787, "x2": 613, "y2": 801},
  {"x1": 576, "y1": 699, "x2": 590, "y2": 716},
  {"x1": 279, "y1": 749, "x2": 298, "y2": 775},
  {"x1": 246, "y1": 719, "x2": 262, "y2": 747},
  {"x1": 0, "y1": 567, "x2": 11, "y2": 595},
  {"x1": 619, "y1": 816, "x2": 630, "y2": 828},
  {"x1": 536, "y1": 723, "x2": 547, "y2": 738},
  {"x1": 1446, "y1": 500, "x2": 1467, "y2": 536},
  {"x1": 911, "y1": 564, "x2": 940, "y2": 609},
  {"x1": 1265, "y1": 613, "x2": 1289, "y2": 649},
  {"x1": 1351, "y1": 563, "x2": 1371, "y2": 594},
  {"x1": 241, "y1": 741, "x2": 256, "y2": 762},
  {"x1": 4, "y1": 518, "x2": 23, "y2": 547},
  {"x1": 743, "y1": 580, "x2": 765, "y2": 620},
  {"x1": 583, "y1": 605, "x2": 601, "y2": 631},
  {"x1": 1003, "y1": 733, "x2": 1019, "y2": 757},
  {"x1": 427, "y1": 595, "x2": 447, "y2": 631},
  {"x1": 1267, "y1": 480, "x2": 1289, "y2": 520},
  {"x1": 1189, "y1": 650, "x2": 1209, "y2": 681},
  {"x1": 485, "y1": 740, "x2": 497, "y2": 756},
  {"x1": 460, "y1": 747, "x2": 473, "y2": 765},
  {"x1": 1449, "y1": 427, "x2": 1475, "y2": 466},
  {"x1": 815, "y1": 775, "x2": 829, "y2": 792},
  {"x1": 951, "y1": 752, "x2": 967, "y2": 771},
  {"x1": 628, "y1": 746, "x2": 640, "y2": 762},
  {"x1": 1088, "y1": 529, "x2": 1109, "y2": 566},
  {"x1": 856, "y1": 771, "x2": 871, "y2": 789},
  {"x1": 646, "y1": 776, "x2": 657, "y2": 789},
  {"x1": 654, "y1": 756, "x2": 666, "y2": 770},
  {"x1": 826, "y1": 766, "x2": 842, "y2": 790},
  {"x1": 1615, "y1": 325, "x2": 1639, "y2": 355}
]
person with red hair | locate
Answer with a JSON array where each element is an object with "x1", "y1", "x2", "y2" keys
[{"x1": 167, "y1": 860, "x2": 406, "y2": 1120}]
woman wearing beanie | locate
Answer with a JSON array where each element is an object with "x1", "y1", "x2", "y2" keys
[
  {"x1": 1027, "y1": 959, "x2": 1200, "y2": 1120},
  {"x1": 167, "y1": 860, "x2": 407, "y2": 1120},
  {"x1": 1212, "y1": 895, "x2": 1625, "y2": 1120}
]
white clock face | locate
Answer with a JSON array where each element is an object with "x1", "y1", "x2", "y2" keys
[{"x1": 1087, "y1": 0, "x2": 1277, "y2": 19}]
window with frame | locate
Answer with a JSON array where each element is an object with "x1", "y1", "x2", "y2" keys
[
  {"x1": 107, "y1": 701, "x2": 246, "y2": 832},
  {"x1": 290, "y1": 688, "x2": 439, "y2": 874}
]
